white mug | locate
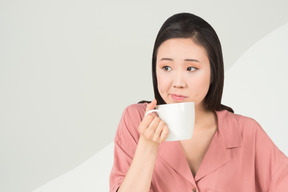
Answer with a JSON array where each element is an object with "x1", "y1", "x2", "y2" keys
[{"x1": 145, "y1": 102, "x2": 195, "y2": 141}]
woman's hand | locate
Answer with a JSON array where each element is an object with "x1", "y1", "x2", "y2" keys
[{"x1": 138, "y1": 99, "x2": 169, "y2": 144}]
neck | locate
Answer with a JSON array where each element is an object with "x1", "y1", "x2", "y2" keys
[{"x1": 194, "y1": 104, "x2": 215, "y2": 129}]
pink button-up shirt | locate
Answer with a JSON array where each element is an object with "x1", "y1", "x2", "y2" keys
[{"x1": 110, "y1": 103, "x2": 288, "y2": 192}]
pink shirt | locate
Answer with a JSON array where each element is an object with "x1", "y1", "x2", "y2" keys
[{"x1": 109, "y1": 103, "x2": 288, "y2": 192}]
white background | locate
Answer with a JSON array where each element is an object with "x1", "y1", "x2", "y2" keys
[{"x1": 1, "y1": 0, "x2": 288, "y2": 192}]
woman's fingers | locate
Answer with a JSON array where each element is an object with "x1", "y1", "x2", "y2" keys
[
  {"x1": 146, "y1": 99, "x2": 157, "y2": 113},
  {"x1": 153, "y1": 120, "x2": 165, "y2": 140},
  {"x1": 139, "y1": 114, "x2": 152, "y2": 133},
  {"x1": 138, "y1": 99, "x2": 169, "y2": 143},
  {"x1": 147, "y1": 116, "x2": 161, "y2": 132},
  {"x1": 159, "y1": 126, "x2": 169, "y2": 143},
  {"x1": 139, "y1": 99, "x2": 158, "y2": 134},
  {"x1": 145, "y1": 117, "x2": 161, "y2": 140},
  {"x1": 140, "y1": 116, "x2": 169, "y2": 143}
]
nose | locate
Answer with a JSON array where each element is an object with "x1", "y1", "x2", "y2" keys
[{"x1": 173, "y1": 72, "x2": 186, "y2": 88}]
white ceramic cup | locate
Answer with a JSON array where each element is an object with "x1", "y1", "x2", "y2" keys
[{"x1": 145, "y1": 102, "x2": 195, "y2": 141}]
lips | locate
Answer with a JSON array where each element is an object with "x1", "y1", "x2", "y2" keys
[{"x1": 170, "y1": 94, "x2": 187, "y2": 101}]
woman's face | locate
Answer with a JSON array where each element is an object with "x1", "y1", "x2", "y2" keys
[{"x1": 156, "y1": 38, "x2": 211, "y2": 109}]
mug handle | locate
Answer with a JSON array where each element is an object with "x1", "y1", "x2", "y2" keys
[{"x1": 145, "y1": 109, "x2": 159, "y2": 117}]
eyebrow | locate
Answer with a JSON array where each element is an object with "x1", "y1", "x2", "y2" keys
[{"x1": 160, "y1": 58, "x2": 200, "y2": 62}]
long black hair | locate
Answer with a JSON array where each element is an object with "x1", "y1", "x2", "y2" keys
[{"x1": 146, "y1": 12, "x2": 233, "y2": 113}]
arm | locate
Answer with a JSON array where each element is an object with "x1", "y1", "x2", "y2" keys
[
  {"x1": 268, "y1": 153, "x2": 288, "y2": 192},
  {"x1": 110, "y1": 100, "x2": 169, "y2": 192},
  {"x1": 118, "y1": 136, "x2": 159, "y2": 192},
  {"x1": 252, "y1": 120, "x2": 288, "y2": 191}
]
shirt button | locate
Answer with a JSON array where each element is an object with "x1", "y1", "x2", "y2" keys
[{"x1": 193, "y1": 188, "x2": 196, "y2": 192}]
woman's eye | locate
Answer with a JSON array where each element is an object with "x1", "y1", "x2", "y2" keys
[
  {"x1": 187, "y1": 66, "x2": 197, "y2": 71},
  {"x1": 162, "y1": 66, "x2": 172, "y2": 71}
]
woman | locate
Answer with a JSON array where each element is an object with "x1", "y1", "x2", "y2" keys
[{"x1": 109, "y1": 13, "x2": 288, "y2": 192}]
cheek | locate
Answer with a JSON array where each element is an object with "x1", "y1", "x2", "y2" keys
[
  {"x1": 156, "y1": 71, "x2": 171, "y2": 94},
  {"x1": 199, "y1": 73, "x2": 211, "y2": 90},
  {"x1": 189, "y1": 72, "x2": 211, "y2": 98},
  {"x1": 198, "y1": 73, "x2": 211, "y2": 98}
]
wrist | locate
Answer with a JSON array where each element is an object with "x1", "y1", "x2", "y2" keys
[{"x1": 138, "y1": 135, "x2": 160, "y2": 154}]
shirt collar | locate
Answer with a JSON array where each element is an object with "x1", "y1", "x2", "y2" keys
[
  {"x1": 216, "y1": 110, "x2": 242, "y2": 149},
  {"x1": 158, "y1": 110, "x2": 243, "y2": 183}
]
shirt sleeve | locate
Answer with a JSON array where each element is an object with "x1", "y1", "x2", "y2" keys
[
  {"x1": 109, "y1": 104, "x2": 147, "y2": 192},
  {"x1": 253, "y1": 121, "x2": 288, "y2": 192},
  {"x1": 268, "y1": 155, "x2": 288, "y2": 192}
]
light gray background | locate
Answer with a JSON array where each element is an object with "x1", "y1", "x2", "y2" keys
[
  {"x1": 1, "y1": 1, "x2": 288, "y2": 192},
  {"x1": 33, "y1": 22, "x2": 288, "y2": 191}
]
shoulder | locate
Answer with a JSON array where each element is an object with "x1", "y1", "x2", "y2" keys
[
  {"x1": 216, "y1": 110, "x2": 260, "y2": 130},
  {"x1": 120, "y1": 102, "x2": 148, "y2": 126},
  {"x1": 217, "y1": 110, "x2": 285, "y2": 155},
  {"x1": 123, "y1": 103, "x2": 147, "y2": 116},
  {"x1": 216, "y1": 110, "x2": 267, "y2": 148},
  {"x1": 217, "y1": 110, "x2": 288, "y2": 189},
  {"x1": 115, "y1": 103, "x2": 148, "y2": 144},
  {"x1": 216, "y1": 110, "x2": 265, "y2": 139},
  {"x1": 121, "y1": 103, "x2": 147, "y2": 123}
]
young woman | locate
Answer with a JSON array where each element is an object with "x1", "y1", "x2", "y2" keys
[{"x1": 109, "y1": 13, "x2": 288, "y2": 192}]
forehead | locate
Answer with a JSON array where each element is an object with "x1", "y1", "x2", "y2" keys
[{"x1": 157, "y1": 38, "x2": 209, "y2": 61}]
